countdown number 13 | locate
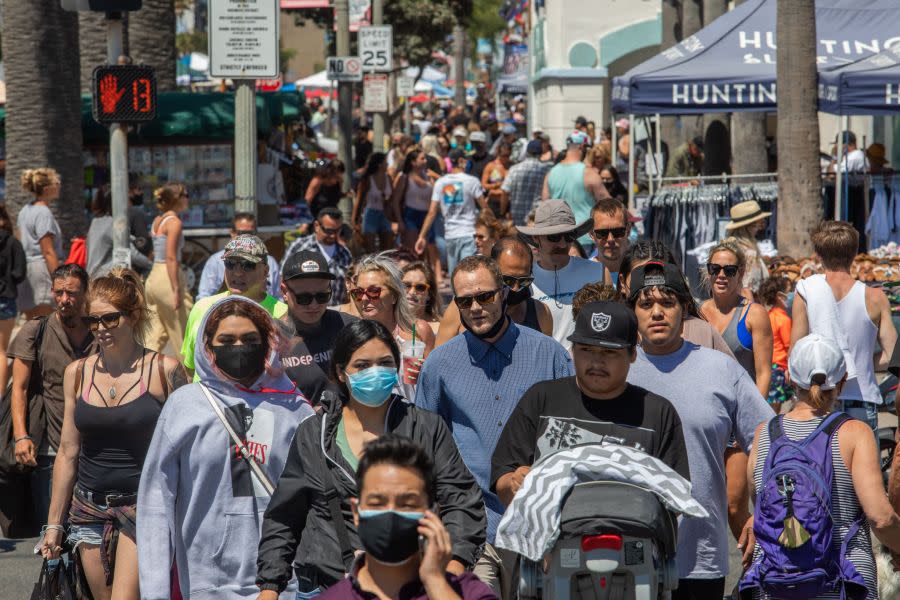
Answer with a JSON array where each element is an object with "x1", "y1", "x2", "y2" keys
[{"x1": 133, "y1": 78, "x2": 152, "y2": 113}]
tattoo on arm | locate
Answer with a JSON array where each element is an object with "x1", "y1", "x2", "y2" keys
[{"x1": 168, "y1": 363, "x2": 189, "y2": 391}]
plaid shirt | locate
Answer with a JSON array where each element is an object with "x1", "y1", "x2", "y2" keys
[
  {"x1": 281, "y1": 233, "x2": 352, "y2": 305},
  {"x1": 501, "y1": 157, "x2": 553, "y2": 225}
]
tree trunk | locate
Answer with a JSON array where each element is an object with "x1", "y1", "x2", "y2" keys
[
  {"x1": 453, "y1": 24, "x2": 466, "y2": 107},
  {"x1": 3, "y1": 0, "x2": 85, "y2": 251},
  {"x1": 731, "y1": 0, "x2": 767, "y2": 175},
  {"x1": 776, "y1": 0, "x2": 821, "y2": 256},
  {"x1": 79, "y1": 12, "x2": 108, "y2": 94},
  {"x1": 129, "y1": 0, "x2": 177, "y2": 91},
  {"x1": 659, "y1": 1, "x2": 703, "y2": 151}
]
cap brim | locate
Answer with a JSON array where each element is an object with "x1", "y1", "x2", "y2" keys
[
  {"x1": 725, "y1": 212, "x2": 771, "y2": 231},
  {"x1": 223, "y1": 252, "x2": 265, "y2": 263},
  {"x1": 518, "y1": 217, "x2": 593, "y2": 242},
  {"x1": 284, "y1": 271, "x2": 336, "y2": 280},
  {"x1": 566, "y1": 334, "x2": 631, "y2": 349}
]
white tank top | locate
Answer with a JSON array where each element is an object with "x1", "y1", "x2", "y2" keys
[
  {"x1": 364, "y1": 176, "x2": 392, "y2": 211},
  {"x1": 404, "y1": 175, "x2": 433, "y2": 212},
  {"x1": 836, "y1": 281, "x2": 881, "y2": 403}
]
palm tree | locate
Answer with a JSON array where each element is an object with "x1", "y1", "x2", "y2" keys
[
  {"x1": 3, "y1": 0, "x2": 85, "y2": 249},
  {"x1": 129, "y1": 0, "x2": 177, "y2": 91},
  {"x1": 79, "y1": 12, "x2": 107, "y2": 94},
  {"x1": 776, "y1": 0, "x2": 821, "y2": 255}
]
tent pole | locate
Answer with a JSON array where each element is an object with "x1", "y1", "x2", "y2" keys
[
  {"x1": 655, "y1": 113, "x2": 662, "y2": 191},
  {"x1": 611, "y1": 114, "x2": 619, "y2": 167},
  {"x1": 628, "y1": 114, "x2": 636, "y2": 209},
  {"x1": 834, "y1": 119, "x2": 843, "y2": 221},
  {"x1": 645, "y1": 117, "x2": 655, "y2": 196}
]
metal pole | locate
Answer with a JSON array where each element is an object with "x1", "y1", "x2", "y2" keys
[
  {"x1": 234, "y1": 80, "x2": 258, "y2": 216},
  {"x1": 371, "y1": 0, "x2": 386, "y2": 151},
  {"x1": 107, "y1": 13, "x2": 130, "y2": 269},
  {"x1": 335, "y1": 0, "x2": 354, "y2": 198},
  {"x1": 627, "y1": 114, "x2": 636, "y2": 209},
  {"x1": 645, "y1": 117, "x2": 654, "y2": 197},
  {"x1": 834, "y1": 119, "x2": 843, "y2": 221},
  {"x1": 611, "y1": 115, "x2": 618, "y2": 167},
  {"x1": 404, "y1": 98, "x2": 411, "y2": 137},
  {"x1": 655, "y1": 113, "x2": 663, "y2": 190}
]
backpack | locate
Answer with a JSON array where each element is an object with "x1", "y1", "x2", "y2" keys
[
  {"x1": 65, "y1": 237, "x2": 87, "y2": 269},
  {"x1": 740, "y1": 413, "x2": 868, "y2": 600}
]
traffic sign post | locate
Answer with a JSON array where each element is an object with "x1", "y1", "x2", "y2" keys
[
  {"x1": 208, "y1": 0, "x2": 279, "y2": 79},
  {"x1": 326, "y1": 56, "x2": 363, "y2": 82},
  {"x1": 363, "y1": 74, "x2": 389, "y2": 113},
  {"x1": 359, "y1": 25, "x2": 393, "y2": 73},
  {"x1": 396, "y1": 76, "x2": 414, "y2": 98}
]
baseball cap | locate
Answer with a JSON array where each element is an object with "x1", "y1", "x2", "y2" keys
[
  {"x1": 502, "y1": 124, "x2": 517, "y2": 135},
  {"x1": 448, "y1": 148, "x2": 467, "y2": 163},
  {"x1": 282, "y1": 250, "x2": 335, "y2": 281},
  {"x1": 526, "y1": 139, "x2": 543, "y2": 156},
  {"x1": 628, "y1": 261, "x2": 689, "y2": 299},
  {"x1": 691, "y1": 135, "x2": 705, "y2": 150},
  {"x1": 222, "y1": 234, "x2": 267, "y2": 264},
  {"x1": 469, "y1": 131, "x2": 487, "y2": 144},
  {"x1": 566, "y1": 131, "x2": 590, "y2": 147},
  {"x1": 788, "y1": 334, "x2": 847, "y2": 391},
  {"x1": 452, "y1": 126, "x2": 468, "y2": 138},
  {"x1": 568, "y1": 301, "x2": 638, "y2": 349},
  {"x1": 574, "y1": 116, "x2": 588, "y2": 128}
]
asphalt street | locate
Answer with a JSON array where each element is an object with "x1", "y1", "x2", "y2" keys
[{"x1": 0, "y1": 537, "x2": 41, "y2": 599}]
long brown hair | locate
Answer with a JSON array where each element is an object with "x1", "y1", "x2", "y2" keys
[
  {"x1": 402, "y1": 261, "x2": 444, "y2": 321},
  {"x1": 804, "y1": 373, "x2": 837, "y2": 412},
  {"x1": 88, "y1": 268, "x2": 149, "y2": 343}
]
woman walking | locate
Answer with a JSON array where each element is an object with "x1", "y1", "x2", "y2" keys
[
  {"x1": 145, "y1": 183, "x2": 193, "y2": 359},
  {"x1": 394, "y1": 149, "x2": 439, "y2": 282},
  {"x1": 17, "y1": 168, "x2": 63, "y2": 318},
  {"x1": 724, "y1": 200, "x2": 771, "y2": 298},
  {"x1": 0, "y1": 206, "x2": 25, "y2": 392},
  {"x1": 352, "y1": 153, "x2": 394, "y2": 254},
  {"x1": 39, "y1": 268, "x2": 185, "y2": 600},
  {"x1": 401, "y1": 261, "x2": 443, "y2": 333}
]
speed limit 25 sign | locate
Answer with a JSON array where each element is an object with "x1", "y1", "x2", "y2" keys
[{"x1": 358, "y1": 25, "x2": 393, "y2": 73}]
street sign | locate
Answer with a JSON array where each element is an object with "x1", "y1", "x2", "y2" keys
[
  {"x1": 396, "y1": 76, "x2": 415, "y2": 98},
  {"x1": 359, "y1": 25, "x2": 393, "y2": 72},
  {"x1": 61, "y1": 0, "x2": 141, "y2": 10},
  {"x1": 326, "y1": 56, "x2": 363, "y2": 82},
  {"x1": 209, "y1": 0, "x2": 279, "y2": 79},
  {"x1": 91, "y1": 65, "x2": 157, "y2": 125},
  {"x1": 363, "y1": 74, "x2": 389, "y2": 112}
]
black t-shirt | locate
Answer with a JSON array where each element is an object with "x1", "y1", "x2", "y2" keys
[
  {"x1": 281, "y1": 310, "x2": 357, "y2": 405},
  {"x1": 490, "y1": 378, "x2": 690, "y2": 490}
]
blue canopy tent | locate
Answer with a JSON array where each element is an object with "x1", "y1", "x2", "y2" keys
[
  {"x1": 611, "y1": 0, "x2": 900, "y2": 116},
  {"x1": 819, "y1": 44, "x2": 900, "y2": 115}
]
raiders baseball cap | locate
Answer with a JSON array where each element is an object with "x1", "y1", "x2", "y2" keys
[
  {"x1": 567, "y1": 301, "x2": 637, "y2": 349},
  {"x1": 628, "y1": 261, "x2": 689, "y2": 299},
  {"x1": 282, "y1": 250, "x2": 336, "y2": 281}
]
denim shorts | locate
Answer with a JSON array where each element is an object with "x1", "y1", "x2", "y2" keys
[
  {"x1": 403, "y1": 206, "x2": 435, "y2": 243},
  {"x1": 67, "y1": 523, "x2": 104, "y2": 548},
  {"x1": 362, "y1": 208, "x2": 392, "y2": 234},
  {"x1": 0, "y1": 297, "x2": 16, "y2": 320}
]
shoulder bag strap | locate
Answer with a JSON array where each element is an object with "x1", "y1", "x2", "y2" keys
[
  {"x1": 199, "y1": 383, "x2": 275, "y2": 496},
  {"x1": 71, "y1": 358, "x2": 87, "y2": 400}
]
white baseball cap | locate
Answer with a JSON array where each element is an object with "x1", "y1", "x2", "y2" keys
[
  {"x1": 788, "y1": 334, "x2": 847, "y2": 391},
  {"x1": 469, "y1": 131, "x2": 487, "y2": 143}
]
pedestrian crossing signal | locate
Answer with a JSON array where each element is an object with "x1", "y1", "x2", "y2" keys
[{"x1": 91, "y1": 65, "x2": 157, "y2": 125}]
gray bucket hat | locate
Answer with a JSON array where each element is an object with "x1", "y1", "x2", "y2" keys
[{"x1": 517, "y1": 199, "x2": 592, "y2": 243}]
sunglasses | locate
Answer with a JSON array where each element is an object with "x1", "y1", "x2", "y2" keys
[
  {"x1": 224, "y1": 259, "x2": 258, "y2": 272},
  {"x1": 289, "y1": 289, "x2": 333, "y2": 306},
  {"x1": 81, "y1": 312, "x2": 123, "y2": 331},
  {"x1": 501, "y1": 274, "x2": 534, "y2": 289},
  {"x1": 403, "y1": 281, "x2": 430, "y2": 294},
  {"x1": 454, "y1": 288, "x2": 501, "y2": 310},
  {"x1": 233, "y1": 228, "x2": 258, "y2": 236},
  {"x1": 707, "y1": 263, "x2": 740, "y2": 278},
  {"x1": 545, "y1": 232, "x2": 576, "y2": 244},
  {"x1": 317, "y1": 222, "x2": 341, "y2": 235},
  {"x1": 593, "y1": 227, "x2": 627, "y2": 240},
  {"x1": 350, "y1": 285, "x2": 384, "y2": 301}
]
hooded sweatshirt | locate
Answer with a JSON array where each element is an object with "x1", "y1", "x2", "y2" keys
[{"x1": 137, "y1": 296, "x2": 314, "y2": 600}]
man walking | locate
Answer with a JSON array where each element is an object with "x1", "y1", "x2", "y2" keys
[
  {"x1": 501, "y1": 140, "x2": 552, "y2": 226},
  {"x1": 589, "y1": 198, "x2": 631, "y2": 285},
  {"x1": 282, "y1": 207, "x2": 352, "y2": 306},
  {"x1": 518, "y1": 200, "x2": 605, "y2": 352},
  {"x1": 197, "y1": 212, "x2": 282, "y2": 299},
  {"x1": 416, "y1": 255, "x2": 572, "y2": 599},
  {"x1": 791, "y1": 221, "x2": 896, "y2": 431}
]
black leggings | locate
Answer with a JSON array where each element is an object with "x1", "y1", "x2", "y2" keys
[{"x1": 672, "y1": 577, "x2": 726, "y2": 600}]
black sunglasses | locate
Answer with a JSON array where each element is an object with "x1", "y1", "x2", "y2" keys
[
  {"x1": 593, "y1": 227, "x2": 627, "y2": 240},
  {"x1": 545, "y1": 232, "x2": 576, "y2": 244},
  {"x1": 707, "y1": 263, "x2": 740, "y2": 278},
  {"x1": 317, "y1": 222, "x2": 341, "y2": 235},
  {"x1": 81, "y1": 312, "x2": 123, "y2": 331},
  {"x1": 288, "y1": 289, "x2": 333, "y2": 306},
  {"x1": 224, "y1": 259, "x2": 258, "y2": 272},
  {"x1": 454, "y1": 288, "x2": 501, "y2": 310},
  {"x1": 501, "y1": 274, "x2": 534, "y2": 289}
]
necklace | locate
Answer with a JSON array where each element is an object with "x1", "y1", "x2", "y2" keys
[{"x1": 91, "y1": 349, "x2": 146, "y2": 408}]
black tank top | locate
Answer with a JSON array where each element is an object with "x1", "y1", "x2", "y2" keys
[
  {"x1": 74, "y1": 352, "x2": 164, "y2": 494},
  {"x1": 518, "y1": 298, "x2": 541, "y2": 332},
  {"x1": 311, "y1": 182, "x2": 343, "y2": 216}
]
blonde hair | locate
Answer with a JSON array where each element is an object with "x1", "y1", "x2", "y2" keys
[
  {"x1": 801, "y1": 374, "x2": 838, "y2": 412},
  {"x1": 353, "y1": 252, "x2": 416, "y2": 333},
  {"x1": 702, "y1": 239, "x2": 747, "y2": 291},
  {"x1": 584, "y1": 144, "x2": 611, "y2": 168},
  {"x1": 87, "y1": 268, "x2": 149, "y2": 343},
  {"x1": 153, "y1": 182, "x2": 186, "y2": 212},
  {"x1": 21, "y1": 168, "x2": 60, "y2": 197}
]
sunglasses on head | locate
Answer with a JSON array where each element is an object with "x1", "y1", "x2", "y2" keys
[
  {"x1": 593, "y1": 227, "x2": 627, "y2": 240},
  {"x1": 545, "y1": 232, "x2": 576, "y2": 244},
  {"x1": 404, "y1": 281, "x2": 430, "y2": 294},
  {"x1": 707, "y1": 263, "x2": 740, "y2": 278},
  {"x1": 454, "y1": 288, "x2": 501, "y2": 310},
  {"x1": 224, "y1": 259, "x2": 258, "y2": 272},
  {"x1": 81, "y1": 312, "x2": 123, "y2": 331},
  {"x1": 350, "y1": 285, "x2": 384, "y2": 301},
  {"x1": 289, "y1": 289, "x2": 333, "y2": 306},
  {"x1": 501, "y1": 274, "x2": 534, "y2": 289}
]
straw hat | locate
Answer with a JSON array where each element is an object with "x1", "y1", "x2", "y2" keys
[
  {"x1": 866, "y1": 143, "x2": 888, "y2": 166},
  {"x1": 725, "y1": 200, "x2": 771, "y2": 232}
]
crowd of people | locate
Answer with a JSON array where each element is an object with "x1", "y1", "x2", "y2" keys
[{"x1": 3, "y1": 105, "x2": 900, "y2": 600}]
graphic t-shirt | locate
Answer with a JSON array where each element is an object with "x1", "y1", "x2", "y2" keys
[
  {"x1": 224, "y1": 402, "x2": 278, "y2": 498},
  {"x1": 430, "y1": 172, "x2": 484, "y2": 240},
  {"x1": 281, "y1": 310, "x2": 358, "y2": 405},
  {"x1": 532, "y1": 257, "x2": 605, "y2": 352},
  {"x1": 491, "y1": 378, "x2": 689, "y2": 489}
]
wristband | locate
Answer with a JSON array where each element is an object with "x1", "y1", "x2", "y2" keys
[{"x1": 14, "y1": 435, "x2": 33, "y2": 443}]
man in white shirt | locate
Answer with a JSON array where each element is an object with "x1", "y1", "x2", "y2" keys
[
  {"x1": 416, "y1": 149, "x2": 486, "y2": 274},
  {"x1": 834, "y1": 130, "x2": 868, "y2": 173},
  {"x1": 518, "y1": 200, "x2": 605, "y2": 352}
]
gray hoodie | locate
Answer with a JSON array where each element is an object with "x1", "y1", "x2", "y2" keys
[{"x1": 137, "y1": 296, "x2": 314, "y2": 599}]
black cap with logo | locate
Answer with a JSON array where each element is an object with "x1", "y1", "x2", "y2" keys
[
  {"x1": 282, "y1": 250, "x2": 336, "y2": 281},
  {"x1": 567, "y1": 301, "x2": 638, "y2": 349},
  {"x1": 628, "y1": 261, "x2": 689, "y2": 300}
]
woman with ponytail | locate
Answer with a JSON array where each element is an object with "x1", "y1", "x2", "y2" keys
[
  {"x1": 145, "y1": 183, "x2": 193, "y2": 359},
  {"x1": 40, "y1": 268, "x2": 186, "y2": 600},
  {"x1": 743, "y1": 334, "x2": 900, "y2": 595},
  {"x1": 17, "y1": 167, "x2": 63, "y2": 318}
]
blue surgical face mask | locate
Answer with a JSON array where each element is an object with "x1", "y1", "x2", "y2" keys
[
  {"x1": 346, "y1": 366, "x2": 398, "y2": 407},
  {"x1": 785, "y1": 291, "x2": 795, "y2": 315}
]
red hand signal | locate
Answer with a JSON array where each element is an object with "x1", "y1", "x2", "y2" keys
[{"x1": 99, "y1": 74, "x2": 125, "y2": 114}]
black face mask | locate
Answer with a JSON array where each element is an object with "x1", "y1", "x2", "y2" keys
[
  {"x1": 212, "y1": 344, "x2": 267, "y2": 381},
  {"x1": 357, "y1": 510, "x2": 423, "y2": 565},
  {"x1": 506, "y1": 285, "x2": 532, "y2": 306},
  {"x1": 460, "y1": 289, "x2": 509, "y2": 340}
]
